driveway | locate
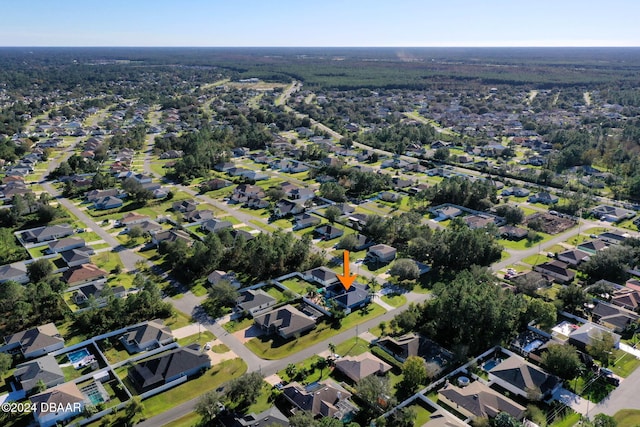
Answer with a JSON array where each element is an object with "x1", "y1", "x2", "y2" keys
[{"x1": 593, "y1": 361, "x2": 640, "y2": 416}]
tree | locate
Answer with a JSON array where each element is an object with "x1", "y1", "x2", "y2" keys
[
  {"x1": 541, "y1": 344, "x2": 583, "y2": 380},
  {"x1": 495, "y1": 205, "x2": 525, "y2": 225},
  {"x1": 593, "y1": 414, "x2": 617, "y2": 427},
  {"x1": 357, "y1": 375, "x2": 394, "y2": 411},
  {"x1": 125, "y1": 396, "x2": 144, "y2": 424},
  {"x1": 337, "y1": 234, "x2": 358, "y2": 251},
  {"x1": 209, "y1": 280, "x2": 240, "y2": 307},
  {"x1": 226, "y1": 372, "x2": 264, "y2": 407},
  {"x1": 27, "y1": 258, "x2": 54, "y2": 283},
  {"x1": 587, "y1": 331, "x2": 616, "y2": 367},
  {"x1": 319, "y1": 182, "x2": 346, "y2": 202},
  {"x1": 581, "y1": 245, "x2": 632, "y2": 284},
  {"x1": 195, "y1": 390, "x2": 224, "y2": 423},
  {"x1": 525, "y1": 405, "x2": 547, "y2": 427},
  {"x1": 388, "y1": 406, "x2": 417, "y2": 427},
  {"x1": 398, "y1": 356, "x2": 428, "y2": 397},
  {"x1": 289, "y1": 411, "x2": 318, "y2": 427},
  {"x1": 525, "y1": 298, "x2": 557, "y2": 329},
  {"x1": 266, "y1": 187, "x2": 285, "y2": 202},
  {"x1": 492, "y1": 412, "x2": 522, "y2": 427},
  {"x1": 325, "y1": 205, "x2": 342, "y2": 223},
  {"x1": 0, "y1": 353, "x2": 12, "y2": 380},
  {"x1": 557, "y1": 284, "x2": 586, "y2": 314},
  {"x1": 433, "y1": 147, "x2": 450, "y2": 161},
  {"x1": 389, "y1": 258, "x2": 420, "y2": 281},
  {"x1": 128, "y1": 225, "x2": 143, "y2": 241}
]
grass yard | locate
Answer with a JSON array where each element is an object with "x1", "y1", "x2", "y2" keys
[
  {"x1": 610, "y1": 350, "x2": 640, "y2": 378},
  {"x1": 335, "y1": 336, "x2": 370, "y2": 357},
  {"x1": 245, "y1": 303, "x2": 386, "y2": 359},
  {"x1": 91, "y1": 251, "x2": 124, "y2": 273},
  {"x1": 164, "y1": 310, "x2": 194, "y2": 330},
  {"x1": 499, "y1": 232, "x2": 553, "y2": 251},
  {"x1": 614, "y1": 409, "x2": 640, "y2": 427},
  {"x1": 177, "y1": 330, "x2": 216, "y2": 348},
  {"x1": 405, "y1": 401, "x2": 433, "y2": 426},
  {"x1": 223, "y1": 316, "x2": 254, "y2": 333},
  {"x1": 549, "y1": 411, "x2": 581, "y2": 427},
  {"x1": 280, "y1": 277, "x2": 315, "y2": 295},
  {"x1": 98, "y1": 339, "x2": 132, "y2": 365},
  {"x1": 27, "y1": 244, "x2": 52, "y2": 258},
  {"x1": 381, "y1": 293, "x2": 407, "y2": 308},
  {"x1": 162, "y1": 411, "x2": 202, "y2": 426},
  {"x1": 250, "y1": 219, "x2": 275, "y2": 231},
  {"x1": 142, "y1": 358, "x2": 247, "y2": 418}
]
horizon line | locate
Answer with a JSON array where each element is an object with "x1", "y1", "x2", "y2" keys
[{"x1": 1, "y1": 45, "x2": 640, "y2": 49}]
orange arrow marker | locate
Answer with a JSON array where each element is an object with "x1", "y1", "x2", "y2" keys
[{"x1": 337, "y1": 250, "x2": 357, "y2": 291}]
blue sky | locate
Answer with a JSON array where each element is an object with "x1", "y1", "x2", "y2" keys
[{"x1": 3, "y1": 0, "x2": 639, "y2": 47}]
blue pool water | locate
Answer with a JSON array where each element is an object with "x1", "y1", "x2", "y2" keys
[
  {"x1": 522, "y1": 339, "x2": 544, "y2": 353},
  {"x1": 483, "y1": 358, "x2": 501, "y2": 372},
  {"x1": 67, "y1": 348, "x2": 90, "y2": 364},
  {"x1": 87, "y1": 391, "x2": 104, "y2": 405}
]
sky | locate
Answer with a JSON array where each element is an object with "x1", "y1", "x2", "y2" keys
[{"x1": 3, "y1": 0, "x2": 639, "y2": 47}]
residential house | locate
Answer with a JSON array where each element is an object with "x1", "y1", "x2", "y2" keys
[
  {"x1": 159, "y1": 150, "x2": 183, "y2": 159},
  {"x1": 421, "y1": 409, "x2": 467, "y2": 427},
  {"x1": 132, "y1": 220, "x2": 163, "y2": 234},
  {"x1": 62, "y1": 264, "x2": 108, "y2": 286},
  {"x1": 47, "y1": 237, "x2": 86, "y2": 254},
  {"x1": 242, "y1": 170, "x2": 269, "y2": 181},
  {"x1": 366, "y1": 244, "x2": 397, "y2": 264},
  {"x1": 220, "y1": 406, "x2": 290, "y2": 427},
  {"x1": 120, "y1": 320, "x2": 174, "y2": 354},
  {"x1": 172, "y1": 199, "x2": 197, "y2": 213},
  {"x1": 346, "y1": 213, "x2": 368, "y2": 231},
  {"x1": 334, "y1": 352, "x2": 392, "y2": 383},
  {"x1": 431, "y1": 205, "x2": 462, "y2": 221},
  {"x1": 274, "y1": 199, "x2": 305, "y2": 218},
  {"x1": 288, "y1": 187, "x2": 315, "y2": 202},
  {"x1": 488, "y1": 355, "x2": 561, "y2": 400},
  {"x1": 293, "y1": 213, "x2": 321, "y2": 230},
  {"x1": 499, "y1": 225, "x2": 528, "y2": 241},
  {"x1": 326, "y1": 283, "x2": 371, "y2": 313},
  {"x1": 127, "y1": 345, "x2": 211, "y2": 393},
  {"x1": 183, "y1": 209, "x2": 215, "y2": 223},
  {"x1": 94, "y1": 195, "x2": 123, "y2": 210},
  {"x1": 533, "y1": 260, "x2": 575, "y2": 284},
  {"x1": 201, "y1": 218, "x2": 233, "y2": 234},
  {"x1": 85, "y1": 188, "x2": 121, "y2": 203},
  {"x1": 501, "y1": 187, "x2": 530, "y2": 197},
  {"x1": 304, "y1": 266, "x2": 339, "y2": 288},
  {"x1": 207, "y1": 270, "x2": 242, "y2": 288},
  {"x1": 72, "y1": 283, "x2": 126, "y2": 306},
  {"x1": 119, "y1": 212, "x2": 150, "y2": 227},
  {"x1": 557, "y1": 249, "x2": 591, "y2": 266},
  {"x1": 314, "y1": 224, "x2": 344, "y2": 241},
  {"x1": 152, "y1": 229, "x2": 193, "y2": 247},
  {"x1": 60, "y1": 247, "x2": 94, "y2": 268},
  {"x1": 30, "y1": 382, "x2": 86, "y2": 427},
  {"x1": 577, "y1": 239, "x2": 608, "y2": 254},
  {"x1": 254, "y1": 304, "x2": 316, "y2": 339},
  {"x1": 3, "y1": 323, "x2": 65, "y2": 359},
  {"x1": 0, "y1": 262, "x2": 29, "y2": 284},
  {"x1": 282, "y1": 379, "x2": 356, "y2": 420},
  {"x1": 351, "y1": 233, "x2": 375, "y2": 251},
  {"x1": 236, "y1": 289, "x2": 278, "y2": 316},
  {"x1": 464, "y1": 214, "x2": 497, "y2": 229},
  {"x1": 438, "y1": 381, "x2": 525, "y2": 420},
  {"x1": 14, "y1": 354, "x2": 64, "y2": 395},
  {"x1": 527, "y1": 192, "x2": 558, "y2": 204},
  {"x1": 568, "y1": 322, "x2": 621, "y2": 351},
  {"x1": 379, "y1": 191, "x2": 401, "y2": 202},
  {"x1": 591, "y1": 301, "x2": 639, "y2": 333},
  {"x1": 610, "y1": 287, "x2": 640, "y2": 312},
  {"x1": 591, "y1": 205, "x2": 635, "y2": 222},
  {"x1": 200, "y1": 178, "x2": 232, "y2": 192},
  {"x1": 22, "y1": 224, "x2": 73, "y2": 243},
  {"x1": 598, "y1": 231, "x2": 630, "y2": 245}
]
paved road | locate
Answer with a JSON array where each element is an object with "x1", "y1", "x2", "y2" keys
[
  {"x1": 592, "y1": 360, "x2": 640, "y2": 417},
  {"x1": 140, "y1": 290, "x2": 432, "y2": 427}
]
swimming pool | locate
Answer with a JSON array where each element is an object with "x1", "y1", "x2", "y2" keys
[
  {"x1": 522, "y1": 339, "x2": 544, "y2": 353},
  {"x1": 483, "y1": 358, "x2": 502, "y2": 372},
  {"x1": 80, "y1": 381, "x2": 109, "y2": 406},
  {"x1": 68, "y1": 348, "x2": 90, "y2": 364}
]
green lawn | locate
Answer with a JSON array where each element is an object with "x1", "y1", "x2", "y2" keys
[
  {"x1": 250, "y1": 219, "x2": 275, "y2": 231},
  {"x1": 243, "y1": 383, "x2": 274, "y2": 415},
  {"x1": 335, "y1": 337, "x2": 370, "y2": 357},
  {"x1": 98, "y1": 339, "x2": 133, "y2": 365},
  {"x1": 405, "y1": 401, "x2": 433, "y2": 426},
  {"x1": 91, "y1": 251, "x2": 124, "y2": 273},
  {"x1": 381, "y1": 293, "x2": 407, "y2": 308},
  {"x1": 177, "y1": 330, "x2": 216, "y2": 348},
  {"x1": 614, "y1": 409, "x2": 640, "y2": 427},
  {"x1": 499, "y1": 232, "x2": 553, "y2": 251},
  {"x1": 223, "y1": 316, "x2": 254, "y2": 333},
  {"x1": 165, "y1": 310, "x2": 194, "y2": 330},
  {"x1": 550, "y1": 411, "x2": 580, "y2": 427},
  {"x1": 142, "y1": 358, "x2": 247, "y2": 418},
  {"x1": 245, "y1": 304, "x2": 386, "y2": 359},
  {"x1": 265, "y1": 286, "x2": 292, "y2": 303},
  {"x1": 277, "y1": 354, "x2": 333, "y2": 384},
  {"x1": 27, "y1": 244, "x2": 52, "y2": 258},
  {"x1": 280, "y1": 277, "x2": 315, "y2": 295},
  {"x1": 162, "y1": 412, "x2": 201, "y2": 427},
  {"x1": 610, "y1": 350, "x2": 640, "y2": 378}
]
